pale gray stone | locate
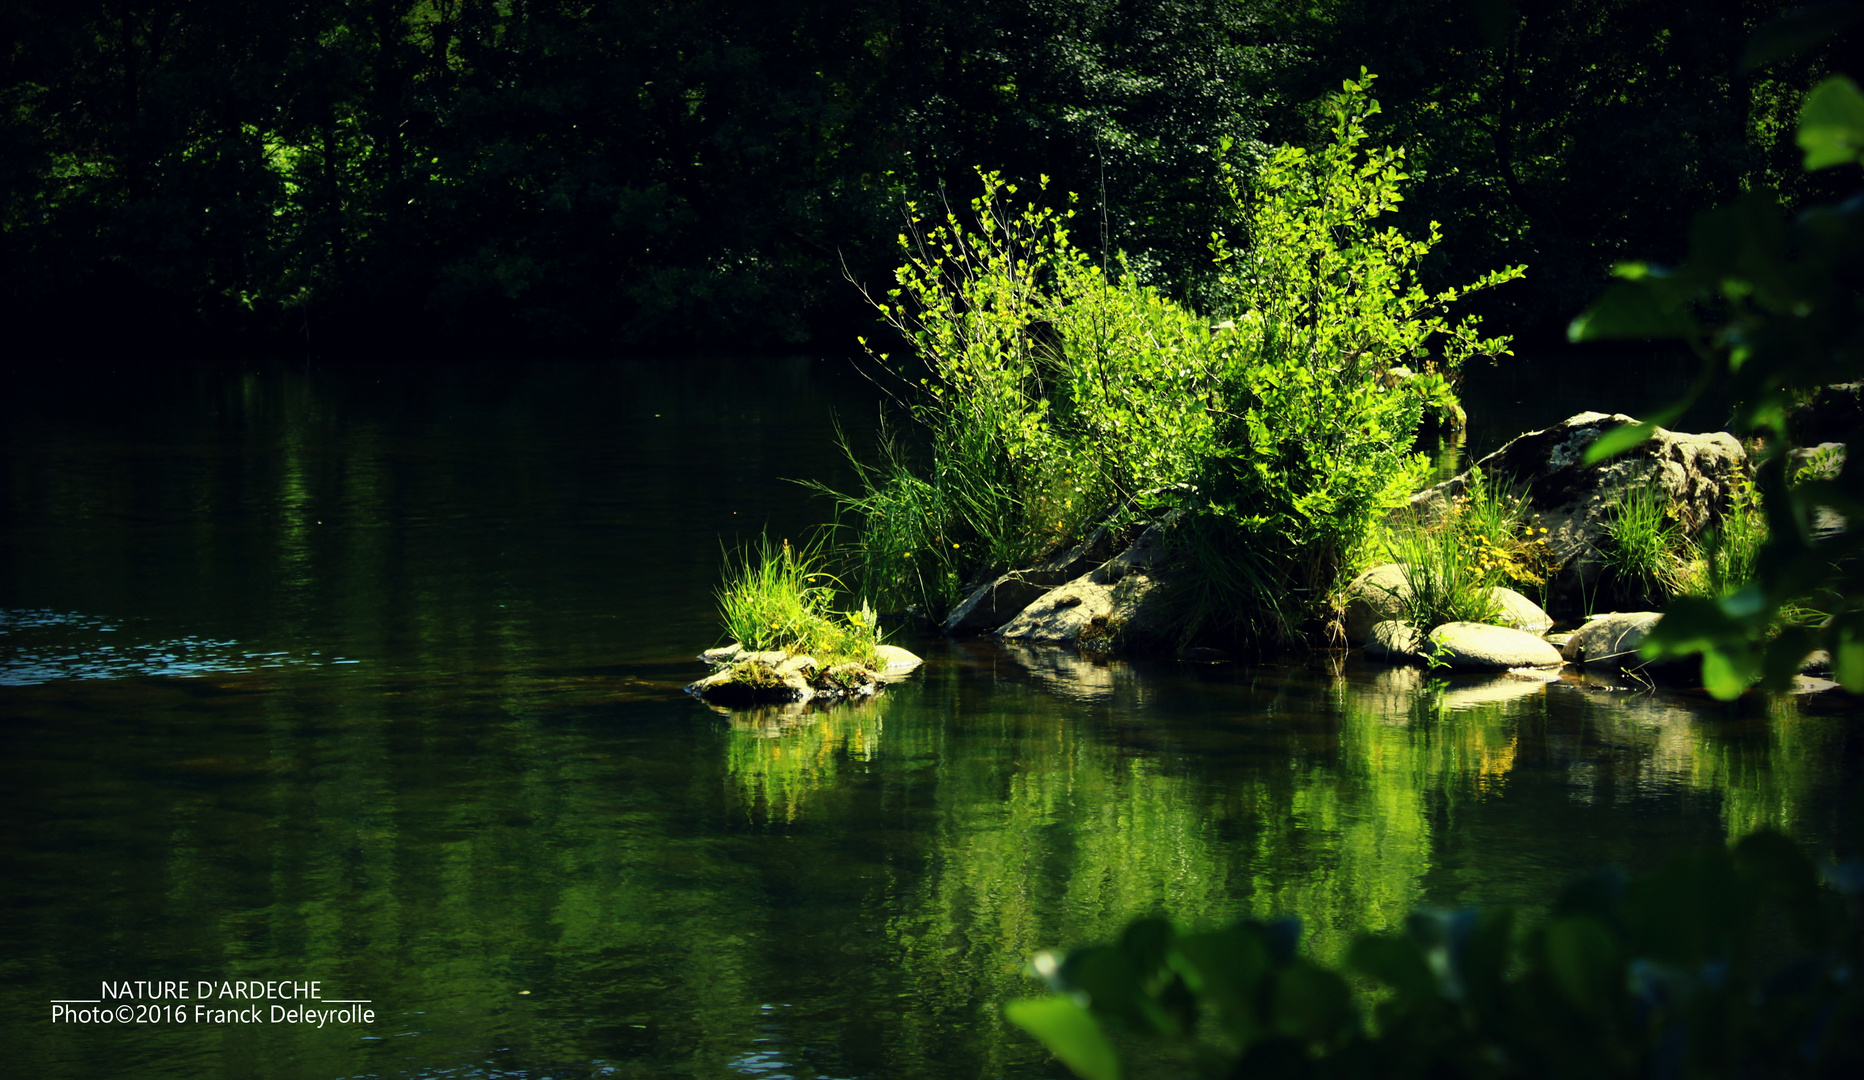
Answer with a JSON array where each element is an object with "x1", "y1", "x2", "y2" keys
[
  {"x1": 1489, "y1": 587, "x2": 1553, "y2": 633},
  {"x1": 1343, "y1": 563, "x2": 1414, "y2": 644},
  {"x1": 1426, "y1": 621, "x2": 1564, "y2": 671},
  {"x1": 1365, "y1": 620, "x2": 1423, "y2": 662},
  {"x1": 1561, "y1": 611, "x2": 1667, "y2": 668},
  {"x1": 873, "y1": 644, "x2": 924, "y2": 680}
]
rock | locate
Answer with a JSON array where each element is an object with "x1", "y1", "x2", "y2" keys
[
  {"x1": 872, "y1": 644, "x2": 924, "y2": 680},
  {"x1": 1343, "y1": 564, "x2": 1415, "y2": 643},
  {"x1": 687, "y1": 657, "x2": 814, "y2": 705},
  {"x1": 700, "y1": 643, "x2": 744, "y2": 665},
  {"x1": 1426, "y1": 622, "x2": 1564, "y2": 671},
  {"x1": 941, "y1": 527, "x2": 1119, "y2": 633},
  {"x1": 1411, "y1": 412, "x2": 1747, "y2": 619},
  {"x1": 1560, "y1": 611, "x2": 1667, "y2": 669},
  {"x1": 1488, "y1": 587, "x2": 1553, "y2": 633},
  {"x1": 1365, "y1": 620, "x2": 1423, "y2": 662},
  {"x1": 1097, "y1": 512, "x2": 1182, "y2": 584},
  {"x1": 996, "y1": 577, "x2": 1115, "y2": 643},
  {"x1": 686, "y1": 644, "x2": 923, "y2": 706}
]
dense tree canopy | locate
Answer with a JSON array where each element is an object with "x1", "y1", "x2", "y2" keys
[{"x1": 0, "y1": 1, "x2": 1846, "y2": 356}]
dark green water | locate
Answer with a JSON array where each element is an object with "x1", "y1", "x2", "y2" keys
[{"x1": 2, "y1": 358, "x2": 1858, "y2": 1080}]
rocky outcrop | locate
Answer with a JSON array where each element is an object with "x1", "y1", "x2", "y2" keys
[
  {"x1": 1411, "y1": 412, "x2": 1746, "y2": 619},
  {"x1": 993, "y1": 514, "x2": 1187, "y2": 651},
  {"x1": 997, "y1": 578, "x2": 1115, "y2": 643},
  {"x1": 686, "y1": 643, "x2": 923, "y2": 706},
  {"x1": 941, "y1": 527, "x2": 1117, "y2": 633}
]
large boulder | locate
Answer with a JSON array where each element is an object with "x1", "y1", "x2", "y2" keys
[
  {"x1": 941, "y1": 525, "x2": 1120, "y2": 633},
  {"x1": 1425, "y1": 622, "x2": 1564, "y2": 672},
  {"x1": 1560, "y1": 611, "x2": 1670, "y2": 669},
  {"x1": 996, "y1": 578, "x2": 1115, "y2": 643},
  {"x1": 1411, "y1": 412, "x2": 1746, "y2": 619},
  {"x1": 1343, "y1": 564, "x2": 1413, "y2": 643}
]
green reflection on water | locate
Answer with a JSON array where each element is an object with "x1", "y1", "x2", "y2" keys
[{"x1": 2, "y1": 360, "x2": 1857, "y2": 1080}]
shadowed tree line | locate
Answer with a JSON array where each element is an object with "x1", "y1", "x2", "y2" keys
[{"x1": 0, "y1": 0, "x2": 1846, "y2": 357}]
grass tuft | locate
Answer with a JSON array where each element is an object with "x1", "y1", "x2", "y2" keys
[{"x1": 716, "y1": 535, "x2": 881, "y2": 667}]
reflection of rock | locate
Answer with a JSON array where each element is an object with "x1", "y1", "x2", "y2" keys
[
  {"x1": 685, "y1": 642, "x2": 922, "y2": 706},
  {"x1": 999, "y1": 641, "x2": 1127, "y2": 703},
  {"x1": 1426, "y1": 622, "x2": 1564, "y2": 671},
  {"x1": 1412, "y1": 413, "x2": 1746, "y2": 618},
  {"x1": 1438, "y1": 669, "x2": 1559, "y2": 712}
]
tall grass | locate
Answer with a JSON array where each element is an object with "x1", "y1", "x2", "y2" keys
[
  {"x1": 1601, "y1": 482, "x2": 1682, "y2": 600},
  {"x1": 1374, "y1": 470, "x2": 1553, "y2": 631},
  {"x1": 716, "y1": 535, "x2": 880, "y2": 666}
]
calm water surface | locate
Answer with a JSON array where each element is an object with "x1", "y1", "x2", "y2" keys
[{"x1": 3, "y1": 357, "x2": 1859, "y2": 1080}]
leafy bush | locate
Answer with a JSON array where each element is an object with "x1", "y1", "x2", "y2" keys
[
  {"x1": 839, "y1": 72, "x2": 1523, "y2": 644},
  {"x1": 716, "y1": 535, "x2": 880, "y2": 667},
  {"x1": 1008, "y1": 830, "x2": 1864, "y2": 1080}
]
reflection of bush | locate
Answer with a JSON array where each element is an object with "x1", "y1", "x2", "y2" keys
[{"x1": 724, "y1": 699, "x2": 885, "y2": 823}]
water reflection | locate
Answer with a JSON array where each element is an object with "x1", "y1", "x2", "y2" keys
[{"x1": 2, "y1": 360, "x2": 1857, "y2": 1080}]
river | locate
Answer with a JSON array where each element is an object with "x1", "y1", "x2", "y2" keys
[{"x1": 2, "y1": 355, "x2": 1857, "y2": 1080}]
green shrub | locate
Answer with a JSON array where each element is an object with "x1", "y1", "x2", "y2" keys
[
  {"x1": 840, "y1": 71, "x2": 1523, "y2": 644},
  {"x1": 1008, "y1": 830, "x2": 1864, "y2": 1080},
  {"x1": 716, "y1": 535, "x2": 880, "y2": 667}
]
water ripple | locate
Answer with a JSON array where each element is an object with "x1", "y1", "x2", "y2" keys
[{"x1": 0, "y1": 608, "x2": 360, "y2": 686}]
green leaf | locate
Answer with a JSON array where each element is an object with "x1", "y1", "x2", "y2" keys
[
  {"x1": 1701, "y1": 645, "x2": 1761, "y2": 700},
  {"x1": 1269, "y1": 962, "x2": 1354, "y2": 1042},
  {"x1": 1567, "y1": 281, "x2": 1700, "y2": 342},
  {"x1": 1799, "y1": 76, "x2": 1864, "y2": 170},
  {"x1": 1006, "y1": 997, "x2": 1123, "y2": 1080},
  {"x1": 1581, "y1": 421, "x2": 1658, "y2": 464},
  {"x1": 1837, "y1": 626, "x2": 1864, "y2": 693}
]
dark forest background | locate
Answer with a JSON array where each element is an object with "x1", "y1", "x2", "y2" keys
[{"x1": 0, "y1": 0, "x2": 1852, "y2": 358}]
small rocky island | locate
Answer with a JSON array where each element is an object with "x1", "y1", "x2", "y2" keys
[{"x1": 686, "y1": 642, "x2": 925, "y2": 706}]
